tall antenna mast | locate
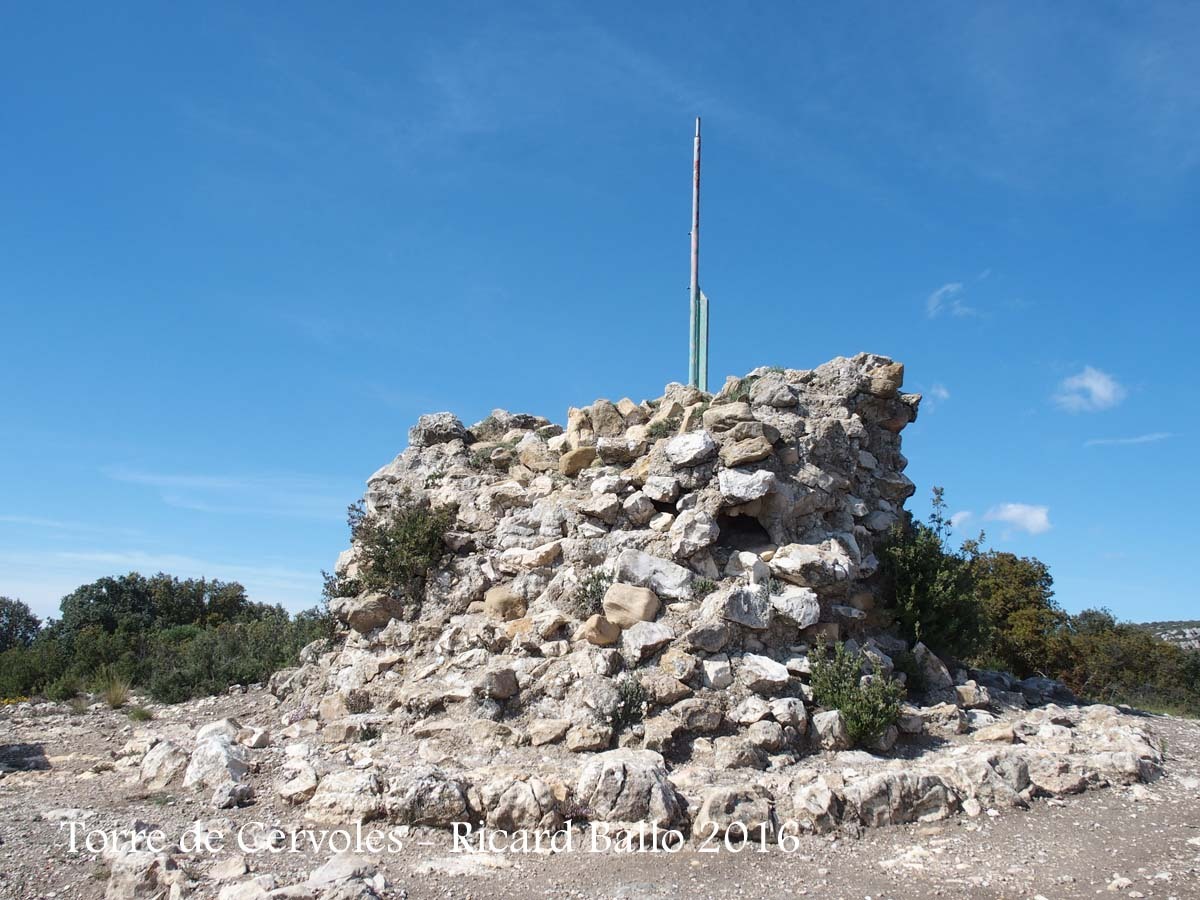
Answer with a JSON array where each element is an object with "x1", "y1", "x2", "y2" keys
[{"x1": 688, "y1": 117, "x2": 709, "y2": 391}]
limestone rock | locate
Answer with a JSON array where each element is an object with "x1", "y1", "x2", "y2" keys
[
  {"x1": 770, "y1": 540, "x2": 856, "y2": 587},
  {"x1": 669, "y1": 510, "x2": 719, "y2": 558},
  {"x1": 559, "y1": 446, "x2": 598, "y2": 476},
  {"x1": 664, "y1": 431, "x2": 717, "y2": 467},
  {"x1": 812, "y1": 710, "x2": 851, "y2": 751},
  {"x1": 183, "y1": 738, "x2": 249, "y2": 791},
  {"x1": 622, "y1": 621, "x2": 675, "y2": 662},
  {"x1": 693, "y1": 785, "x2": 777, "y2": 839},
  {"x1": 702, "y1": 585, "x2": 771, "y2": 630},
  {"x1": 573, "y1": 614, "x2": 620, "y2": 646},
  {"x1": 613, "y1": 549, "x2": 693, "y2": 600},
  {"x1": 409, "y1": 412, "x2": 468, "y2": 448},
  {"x1": 138, "y1": 741, "x2": 188, "y2": 791},
  {"x1": 602, "y1": 584, "x2": 660, "y2": 628},
  {"x1": 575, "y1": 750, "x2": 687, "y2": 827},
  {"x1": 738, "y1": 654, "x2": 790, "y2": 694},
  {"x1": 770, "y1": 586, "x2": 821, "y2": 628},
  {"x1": 717, "y1": 468, "x2": 777, "y2": 504}
]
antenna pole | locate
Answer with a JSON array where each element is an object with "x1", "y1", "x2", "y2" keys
[{"x1": 689, "y1": 117, "x2": 704, "y2": 390}]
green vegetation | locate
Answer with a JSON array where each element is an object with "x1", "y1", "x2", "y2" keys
[
  {"x1": 0, "y1": 572, "x2": 334, "y2": 704},
  {"x1": 882, "y1": 487, "x2": 1200, "y2": 717},
  {"x1": 323, "y1": 498, "x2": 452, "y2": 620},
  {"x1": 645, "y1": 417, "x2": 681, "y2": 440},
  {"x1": 0, "y1": 596, "x2": 40, "y2": 653},
  {"x1": 567, "y1": 569, "x2": 613, "y2": 619},
  {"x1": 611, "y1": 675, "x2": 648, "y2": 731},
  {"x1": 810, "y1": 641, "x2": 905, "y2": 747},
  {"x1": 691, "y1": 578, "x2": 718, "y2": 599},
  {"x1": 127, "y1": 705, "x2": 154, "y2": 722}
]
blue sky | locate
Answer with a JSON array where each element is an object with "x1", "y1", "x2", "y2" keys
[{"x1": 2, "y1": 2, "x2": 1197, "y2": 623}]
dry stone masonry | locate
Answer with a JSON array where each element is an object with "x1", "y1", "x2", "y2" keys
[{"x1": 0, "y1": 354, "x2": 1177, "y2": 900}]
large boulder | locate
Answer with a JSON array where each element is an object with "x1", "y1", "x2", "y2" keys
[
  {"x1": 575, "y1": 750, "x2": 687, "y2": 827},
  {"x1": 613, "y1": 549, "x2": 694, "y2": 600},
  {"x1": 769, "y1": 540, "x2": 856, "y2": 587},
  {"x1": 386, "y1": 766, "x2": 474, "y2": 826},
  {"x1": 409, "y1": 412, "x2": 469, "y2": 448},
  {"x1": 692, "y1": 785, "x2": 777, "y2": 840},
  {"x1": 183, "y1": 738, "x2": 249, "y2": 791},
  {"x1": 138, "y1": 740, "x2": 188, "y2": 791},
  {"x1": 306, "y1": 769, "x2": 388, "y2": 824},
  {"x1": 664, "y1": 431, "x2": 718, "y2": 467},
  {"x1": 602, "y1": 584, "x2": 660, "y2": 628}
]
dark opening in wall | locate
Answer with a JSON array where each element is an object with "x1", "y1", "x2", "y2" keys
[{"x1": 716, "y1": 512, "x2": 773, "y2": 553}]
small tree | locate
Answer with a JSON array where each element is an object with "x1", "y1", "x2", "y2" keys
[
  {"x1": 0, "y1": 597, "x2": 40, "y2": 653},
  {"x1": 879, "y1": 487, "x2": 986, "y2": 660}
]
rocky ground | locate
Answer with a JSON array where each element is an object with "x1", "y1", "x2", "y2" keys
[{"x1": 1, "y1": 688, "x2": 1197, "y2": 900}]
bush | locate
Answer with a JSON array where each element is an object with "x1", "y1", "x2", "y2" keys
[
  {"x1": 127, "y1": 706, "x2": 154, "y2": 722},
  {"x1": 879, "y1": 487, "x2": 986, "y2": 660},
  {"x1": 810, "y1": 642, "x2": 904, "y2": 747},
  {"x1": 611, "y1": 676, "x2": 647, "y2": 732},
  {"x1": 45, "y1": 674, "x2": 81, "y2": 703},
  {"x1": 691, "y1": 578, "x2": 718, "y2": 599},
  {"x1": 567, "y1": 570, "x2": 613, "y2": 620},
  {"x1": 324, "y1": 499, "x2": 451, "y2": 618}
]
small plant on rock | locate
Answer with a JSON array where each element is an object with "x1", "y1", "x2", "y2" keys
[
  {"x1": 691, "y1": 578, "x2": 718, "y2": 599},
  {"x1": 810, "y1": 641, "x2": 904, "y2": 748},
  {"x1": 646, "y1": 418, "x2": 681, "y2": 440},
  {"x1": 569, "y1": 570, "x2": 613, "y2": 619},
  {"x1": 126, "y1": 705, "x2": 154, "y2": 722},
  {"x1": 611, "y1": 676, "x2": 647, "y2": 732}
]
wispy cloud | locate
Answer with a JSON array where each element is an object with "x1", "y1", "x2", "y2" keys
[
  {"x1": 0, "y1": 548, "x2": 319, "y2": 618},
  {"x1": 1085, "y1": 432, "x2": 1172, "y2": 447},
  {"x1": 985, "y1": 503, "x2": 1052, "y2": 535},
  {"x1": 104, "y1": 467, "x2": 355, "y2": 521},
  {"x1": 1053, "y1": 366, "x2": 1127, "y2": 412},
  {"x1": 949, "y1": 510, "x2": 973, "y2": 529},
  {"x1": 926, "y1": 282, "x2": 977, "y2": 318},
  {"x1": 0, "y1": 514, "x2": 145, "y2": 539}
]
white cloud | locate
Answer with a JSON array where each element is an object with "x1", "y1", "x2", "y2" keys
[
  {"x1": 1085, "y1": 432, "x2": 1171, "y2": 447},
  {"x1": 1052, "y1": 366, "x2": 1127, "y2": 412},
  {"x1": 104, "y1": 467, "x2": 354, "y2": 521},
  {"x1": 926, "y1": 282, "x2": 977, "y2": 318},
  {"x1": 949, "y1": 510, "x2": 973, "y2": 529},
  {"x1": 985, "y1": 503, "x2": 1052, "y2": 535},
  {"x1": 930, "y1": 384, "x2": 950, "y2": 402}
]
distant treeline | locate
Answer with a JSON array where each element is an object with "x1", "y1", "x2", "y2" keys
[
  {"x1": 0, "y1": 573, "x2": 334, "y2": 704},
  {"x1": 882, "y1": 488, "x2": 1200, "y2": 718},
  {"x1": 1132, "y1": 620, "x2": 1200, "y2": 632}
]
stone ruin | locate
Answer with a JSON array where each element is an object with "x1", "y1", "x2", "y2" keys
[{"x1": 263, "y1": 352, "x2": 1164, "y2": 840}]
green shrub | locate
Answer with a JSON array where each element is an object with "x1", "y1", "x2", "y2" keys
[
  {"x1": 568, "y1": 570, "x2": 613, "y2": 619},
  {"x1": 325, "y1": 498, "x2": 451, "y2": 618},
  {"x1": 810, "y1": 642, "x2": 904, "y2": 747},
  {"x1": 45, "y1": 674, "x2": 81, "y2": 703},
  {"x1": 127, "y1": 706, "x2": 154, "y2": 722},
  {"x1": 611, "y1": 676, "x2": 647, "y2": 731},
  {"x1": 645, "y1": 418, "x2": 681, "y2": 440},
  {"x1": 879, "y1": 487, "x2": 986, "y2": 660},
  {"x1": 691, "y1": 578, "x2": 718, "y2": 599}
]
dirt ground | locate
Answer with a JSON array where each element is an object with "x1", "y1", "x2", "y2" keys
[{"x1": 2, "y1": 696, "x2": 1198, "y2": 900}]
